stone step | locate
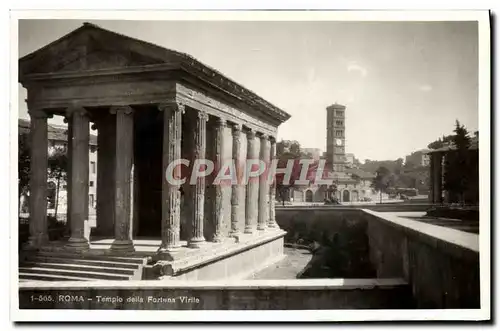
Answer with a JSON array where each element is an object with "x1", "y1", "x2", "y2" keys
[
  {"x1": 37, "y1": 251, "x2": 148, "y2": 264},
  {"x1": 26, "y1": 255, "x2": 140, "y2": 269},
  {"x1": 19, "y1": 272, "x2": 92, "y2": 282},
  {"x1": 21, "y1": 262, "x2": 136, "y2": 276},
  {"x1": 19, "y1": 266, "x2": 130, "y2": 280}
]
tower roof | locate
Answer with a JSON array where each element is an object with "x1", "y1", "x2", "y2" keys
[{"x1": 327, "y1": 103, "x2": 346, "y2": 110}]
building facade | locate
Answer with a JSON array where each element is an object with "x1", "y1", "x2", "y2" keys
[
  {"x1": 405, "y1": 149, "x2": 431, "y2": 167},
  {"x1": 291, "y1": 169, "x2": 377, "y2": 203},
  {"x1": 345, "y1": 153, "x2": 356, "y2": 168},
  {"x1": 19, "y1": 22, "x2": 290, "y2": 270}
]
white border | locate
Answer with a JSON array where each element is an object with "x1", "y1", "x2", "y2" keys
[{"x1": 9, "y1": 10, "x2": 491, "y2": 322}]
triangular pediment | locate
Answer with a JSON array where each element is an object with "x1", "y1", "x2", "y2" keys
[{"x1": 19, "y1": 23, "x2": 184, "y2": 78}]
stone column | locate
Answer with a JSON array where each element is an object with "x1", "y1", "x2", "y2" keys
[
  {"x1": 212, "y1": 117, "x2": 227, "y2": 242},
  {"x1": 258, "y1": 134, "x2": 270, "y2": 231},
  {"x1": 188, "y1": 111, "x2": 209, "y2": 248},
  {"x1": 229, "y1": 123, "x2": 242, "y2": 238},
  {"x1": 95, "y1": 115, "x2": 116, "y2": 237},
  {"x1": 159, "y1": 103, "x2": 184, "y2": 251},
  {"x1": 110, "y1": 105, "x2": 135, "y2": 252},
  {"x1": 268, "y1": 136, "x2": 278, "y2": 228},
  {"x1": 26, "y1": 109, "x2": 50, "y2": 248},
  {"x1": 432, "y1": 153, "x2": 443, "y2": 204},
  {"x1": 244, "y1": 129, "x2": 258, "y2": 234},
  {"x1": 62, "y1": 114, "x2": 73, "y2": 238},
  {"x1": 429, "y1": 153, "x2": 435, "y2": 203},
  {"x1": 66, "y1": 107, "x2": 90, "y2": 250}
]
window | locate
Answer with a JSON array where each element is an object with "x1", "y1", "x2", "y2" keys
[
  {"x1": 89, "y1": 181, "x2": 94, "y2": 187},
  {"x1": 336, "y1": 111, "x2": 344, "y2": 117},
  {"x1": 336, "y1": 120, "x2": 343, "y2": 126},
  {"x1": 336, "y1": 130, "x2": 343, "y2": 137},
  {"x1": 89, "y1": 194, "x2": 95, "y2": 208},
  {"x1": 90, "y1": 161, "x2": 96, "y2": 174}
]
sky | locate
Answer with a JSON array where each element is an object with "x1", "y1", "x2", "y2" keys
[{"x1": 17, "y1": 19, "x2": 478, "y2": 161}]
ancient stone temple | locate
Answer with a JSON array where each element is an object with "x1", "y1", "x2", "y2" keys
[{"x1": 19, "y1": 23, "x2": 291, "y2": 281}]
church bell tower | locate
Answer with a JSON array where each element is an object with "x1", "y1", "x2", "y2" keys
[{"x1": 326, "y1": 103, "x2": 346, "y2": 173}]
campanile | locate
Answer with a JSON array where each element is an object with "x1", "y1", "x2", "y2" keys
[{"x1": 326, "y1": 103, "x2": 346, "y2": 173}]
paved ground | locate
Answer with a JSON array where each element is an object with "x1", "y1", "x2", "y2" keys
[{"x1": 247, "y1": 247, "x2": 313, "y2": 280}]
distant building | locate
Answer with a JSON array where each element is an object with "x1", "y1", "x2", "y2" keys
[
  {"x1": 345, "y1": 153, "x2": 354, "y2": 165},
  {"x1": 292, "y1": 104, "x2": 377, "y2": 204},
  {"x1": 302, "y1": 147, "x2": 322, "y2": 161},
  {"x1": 405, "y1": 149, "x2": 431, "y2": 167},
  {"x1": 18, "y1": 118, "x2": 98, "y2": 216}
]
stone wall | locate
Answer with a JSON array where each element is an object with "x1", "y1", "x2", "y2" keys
[
  {"x1": 363, "y1": 209, "x2": 480, "y2": 308},
  {"x1": 277, "y1": 203, "x2": 433, "y2": 212},
  {"x1": 275, "y1": 207, "x2": 481, "y2": 308},
  {"x1": 275, "y1": 208, "x2": 375, "y2": 278}
]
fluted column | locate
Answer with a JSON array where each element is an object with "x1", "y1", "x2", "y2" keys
[
  {"x1": 258, "y1": 134, "x2": 270, "y2": 231},
  {"x1": 26, "y1": 109, "x2": 50, "y2": 248},
  {"x1": 244, "y1": 129, "x2": 258, "y2": 234},
  {"x1": 159, "y1": 103, "x2": 184, "y2": 251},
  {"x1": 110, "y1": 105, "x2": 134, "y2": 252},
  {"x1": 432, "y1": 153, "x2": 443, "y2": 204},
  {"x1": 268, "y1": 136, "x2": 278, "y2": 228},
  {"x1": 229, "y1": 123, "x2": 242, "y2": 238},
  {"x1": 212, "y1": 117, "x2": 226, "y2": 242},
  {"x1": 95, "y1": 115, "x2": 116, "y2": 237},
  {"x1": 66, "y1": 107, "x2": 90, "y2": 250},
  {"x1": 189, "y1": 111, "x2": 208, "y2": 248}
]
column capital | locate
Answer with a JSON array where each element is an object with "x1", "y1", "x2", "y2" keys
[
  {"x1": 231, "y1": 123, "x2": 242, "y2": 135},
  {"x1": 246, "y1": 128, "x2": 256, "y2": 140},
  {"x1": 28, "y1": 109, "x2": 53, "y2": 119},
  {"x1": 110, "y1": 105, "x2": 133, "y2": 115},
  {"x1": 197, "y1": 111, "x2": 209, "y2": 122},
  {"x1": 215, "y1": 117, "x2": 227, "y2": 127},
  {"x1": 258, "y1": 133, "x2": 268, "y2": 141},
  {"x1": 269, "y1": 136, "x2": 277, "y2": 144},
  {"x1": 65, "y1": 106, "x2": 89, "y2": 119},
  {"x1": 158, "y1": 102, "x2": 185, "y2": 114}
]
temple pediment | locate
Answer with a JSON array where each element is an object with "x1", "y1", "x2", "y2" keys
[{"x1": 19, "y1": 23, "x2": 180, "y2": 78}]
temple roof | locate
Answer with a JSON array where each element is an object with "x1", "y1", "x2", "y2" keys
[
  {"x1": 19, "y1": 22, "x2": 291, "y2": 124},
  {"x1": 427, "y1": 136, "x2": 479, "y2": 154}
]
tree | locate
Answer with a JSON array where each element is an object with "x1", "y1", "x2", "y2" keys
[
  {"x1": 326, "y1": 183, "x2": 338, "y2": 203},
  {"x1": 275, "y1": 140, "x2": 318, "y2": 206},
  {"x1": 371, "y1": 166, "x2": 392, "y2": 203},
  {"x1": 275, "y1": 140, "x2": 301, "y2": 206},
  {"x1": 443, "y1": 120, "x2": 472, "y2": 205},
  {"x1": 394, "y1": 158, "x2": 404, "y2": 175},
  {"x1": 19, "y1": 132, "x2": 69, "y2": 217},
  {"x1": 47, "y1": 146, "x2": 68, "y2": 218},
  {"x1": 18, "y1": 133, "x2": 31, "y2": 213}
]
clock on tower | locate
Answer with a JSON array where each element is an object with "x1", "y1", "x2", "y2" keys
[{"x1": 335, "y1": 138, "x2": 343, "y2": 146}]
